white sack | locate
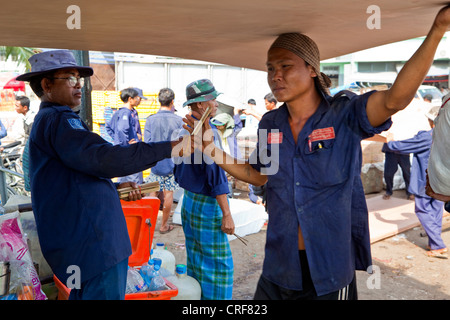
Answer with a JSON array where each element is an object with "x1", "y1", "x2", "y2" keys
[{"x1": 428, "y1": 93, "x2": 450, "y2": 196}]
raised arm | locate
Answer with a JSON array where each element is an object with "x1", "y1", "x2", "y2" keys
[{"x1": 366, "y1": 5, "x2": 450, "y2": 127}]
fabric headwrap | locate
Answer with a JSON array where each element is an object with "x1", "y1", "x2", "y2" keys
[{"x1": 269, "y1": 33, "x2": 331, "y2": 95}]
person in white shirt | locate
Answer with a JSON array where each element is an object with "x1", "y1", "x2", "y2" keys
[{"x1": 14, "y1": 95, "x2": 36, "y2": 145}]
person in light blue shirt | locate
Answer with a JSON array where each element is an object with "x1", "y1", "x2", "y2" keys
[
  {"x1": 188, "y1": 8, "x2": 450, "y2": 299},
  {"x1": 144, "y1": 88, "x2": 184, "y2": 234}
]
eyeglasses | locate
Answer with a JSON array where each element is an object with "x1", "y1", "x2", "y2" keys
[{"x1": 50, "y1": 76, "x2": 85, "y2": 88}]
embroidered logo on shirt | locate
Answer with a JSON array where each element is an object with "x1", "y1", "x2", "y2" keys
[
  {"x1": 308, "y1": 127, "x2": 335, "y2": 142},
  {"x1": 268, "y1": 132, "x2": 283, "y2": 144},
  {"x1": 67, "y1": 118, "x2": 84, "y2": 130}
]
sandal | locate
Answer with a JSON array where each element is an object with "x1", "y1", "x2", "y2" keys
[
  {"x1": 427, "y1": 248, "x2": 449, "y2": 259},
  {"x1": 382, "y1": 194, "x2": 391, "y2": 200},
  {"x1": 159, "y1": 224, "x2": 174, "y2": 234}
]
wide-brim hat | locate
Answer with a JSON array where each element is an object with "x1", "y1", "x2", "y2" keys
[
  {"x1": 16, "y1": 49, "x2": 93, "y2": 82},
  {"x1": 183, "y1": 79, "x2": 221, "y2": 107},
  {"x1": 211, "y1": 113, "x2": 235, "y2": 138},
  {"x1": 210, "y1": 118, "x2": 226, "y2": 126}
]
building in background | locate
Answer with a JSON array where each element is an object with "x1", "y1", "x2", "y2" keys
[
  {"x1": 321, "y1": 32, "x2": 450, "y2": 92},
  {"x1": 89, "y1": 52, "x2": 270, "y2": 116}
]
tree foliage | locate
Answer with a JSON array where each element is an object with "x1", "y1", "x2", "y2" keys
[{"x1": 0, "y1": 46, "x2": 41, "y2": 70}]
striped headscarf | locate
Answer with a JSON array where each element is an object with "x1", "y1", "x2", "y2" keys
[{"x1": 269, "y1": 33, "x2": 331, "y2": 95}]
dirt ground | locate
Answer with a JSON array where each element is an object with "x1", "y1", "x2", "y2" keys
[{"x1": 154, "y1": 189, "x2": 450, "y2": 300}]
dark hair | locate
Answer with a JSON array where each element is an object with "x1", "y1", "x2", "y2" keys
[
  {"x1": 423, "y1": 94, "x2": 433, "y2": 102},
  {"x1": 158, "y1": 88, "x2": 175, "y2": 107},
  {"x1": 29, "y1": 72, "x2": 55, "y2": 98},
  {"x1": 247, "y1": 99, "x2": 256, "y2": 105},
  {"x1": 264, "y1": 93, "x2": 277, "y2": 104},
  {"x1": 119, "y1": 88, "x2": 139, "y2": 103},
  {"x1": 15, "y1": 95, "x2": 30, "y2": 108}
]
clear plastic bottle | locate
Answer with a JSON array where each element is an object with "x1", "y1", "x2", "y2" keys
[
  {"x1": 152, "y1": 242, "x2": 176, "y2": 275},
  {"x1": 139, "y1": 258, "x2": 154, "y2": 287},
  {"x1": 148, "y1": 264, "x2": 166, "y2": 291},
  {"x1": 126, "y1": 266, "x2": 147, "y2": 294},
  {"x1": 167, "y1": 264, "x2": 201, "y2": 300},
  {"x1": 145, "y1": 258, "x2": 161, "y2": 288}
]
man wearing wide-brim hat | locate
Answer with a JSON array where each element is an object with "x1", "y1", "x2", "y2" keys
[
  {"x1": 18, "y1": 49, "x2": 192, "y2": 300},
  {"x1": 174, "y1": 78, "x2": 235, "y2": 300}
]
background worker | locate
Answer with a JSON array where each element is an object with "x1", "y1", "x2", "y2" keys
[
  {"x1": 106, "y1": 87, "x2": 147, "y2": 184},
  {"x1": 144, "y1": 87, "x2": 184, "y2": 234},
  {"x1": 211, "y1": 109, "x2": 243, "y2": 197},
  {"x1": 242, "y1": 93, "x2": 278, "y2": 122},
  {"x1": 382, "y1": 106, "x2": 448, "y2": 259},
  {"x1": 13, "y1": 95, "x2": 36, "y2": 145},
  {"x1": 263, "y1": 92, "x2": 278, "y2": 112},
  {"x1": 382, "y1": 142, "x2": 413, "y2": 200},
  {"x1": 13, "y1": 95, "x2": 36, "y2": 191}
]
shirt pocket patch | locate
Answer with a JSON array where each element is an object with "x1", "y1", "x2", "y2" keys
[{"x1": 300, "y1": 138, "x2": 350, "y2": 188}]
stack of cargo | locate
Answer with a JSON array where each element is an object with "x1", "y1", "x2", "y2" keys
[{"x1": 91, "y1": 90, "x2": 161, "y2": 178}]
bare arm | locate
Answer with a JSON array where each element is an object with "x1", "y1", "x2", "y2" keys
[
  {"x1": 184, "y1": 111, "x2": 268, "y2": 186},
  {"x1": 216, "y1": 193, "x2": 235, "y2": 235},
  {"x1": 367, "y1": 5, "x2": 450, "y2": 127},
  {"x1": 243, "y1": 108, "x2": 263, "y2": 121},
  {"x1": 205, "y1": 145, "x2": 268, "y2": 186}
]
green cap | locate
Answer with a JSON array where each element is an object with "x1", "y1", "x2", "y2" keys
[{"x1": 183, "y1": 79, "x2": 221, "y2": 107}]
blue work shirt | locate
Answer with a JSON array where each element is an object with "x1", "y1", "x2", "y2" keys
[
  {"x1": 174, "y1": 124, "x2": 229, "y2": 197},
  {"x1": 144, "y1": 110, "x2": 184, "y2": 176},
  {"x1": 382, "y1": 129, "x2": 433, "y2": 197},
  {"x1": 106, "y1": 107, "x2": 140, "y2": 146},
  {"x1": 29, "y1": 102, "x2": 173, "y2": 284},
  {"x1": 250, "y1": 90, "x2": 392, "y2": 296}
]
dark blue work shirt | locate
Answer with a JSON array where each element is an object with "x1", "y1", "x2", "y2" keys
[
  {"x1": 144, "y1": 110, "x2": 184, "y2": 176},
  {"x1": 106, "y1": 107, "x2": 140, "y2": 146},
  {"x1": 29, "y1": 102, "x2": 173, "y2": 284},
  {"x1": 250, "y1": 91, "x2": 392, "y2": 296},
  {"x1": 382, "y1": 129, "x2": 433, "y2": 197},
  {"x1": 174, "y1": 124, "x2": 229, "y2": 198}
]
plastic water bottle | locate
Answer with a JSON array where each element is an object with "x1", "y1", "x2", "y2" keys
[
  {"x1": 145, "y1": 258, "x2": 161, "y2": 287},
  {"x1": 149, "y1": 264, "x2": 166, "y2": 291},
  {"x1": 152, "y1": 242, "x2": 176, "y2": 275},
  {"x1": 139, "y1": 259, "x2": 154, "y2": 287},
  {"x1": 167, "y1": 264, "x2": 201, "y2": 300},
  {"x1": 126, "y1": 266, "x2": 147, "y2": 293}
]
